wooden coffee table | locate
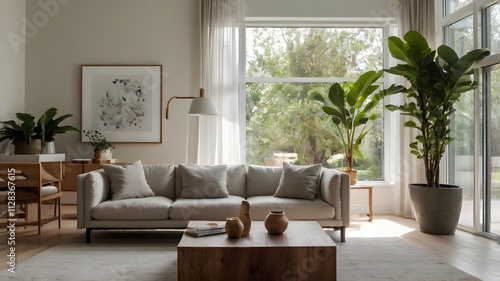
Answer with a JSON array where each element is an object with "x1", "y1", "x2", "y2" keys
[{"x1": 177, "y1": 220, "x2": 337, "y2": 281}]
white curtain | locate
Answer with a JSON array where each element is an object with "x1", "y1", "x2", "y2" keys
[
  {"x1": 198, "y1": 0, "x2": 244, "y2": 165},
  {"x1": 393, "y1": 0, "x2": 435, "y2": 217}
]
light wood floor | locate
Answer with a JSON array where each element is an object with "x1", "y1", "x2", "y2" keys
[{"x1": 1, "y1": 206, "x2": 499, "y2": 280}]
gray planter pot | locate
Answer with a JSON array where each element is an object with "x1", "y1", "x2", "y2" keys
[{"x1": 408, "y1": 183, "x2": 463, "y2": 235}]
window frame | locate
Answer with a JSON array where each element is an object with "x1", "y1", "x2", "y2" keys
[{"x1": 438, "y1": 0, "x2": 500, "y2": 238}]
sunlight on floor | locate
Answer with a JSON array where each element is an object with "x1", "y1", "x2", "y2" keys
[{"x1": 347, "y1": 216, "x2": 416, "y2": 238}]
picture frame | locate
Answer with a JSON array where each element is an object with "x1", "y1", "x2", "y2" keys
[{"x1": 81, "y1": 65, "x2": 162, "y2": 143}]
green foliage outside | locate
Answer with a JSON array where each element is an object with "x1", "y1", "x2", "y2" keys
[{"x1": 246, "y1": 27, "x2": 385, "y2": 180}]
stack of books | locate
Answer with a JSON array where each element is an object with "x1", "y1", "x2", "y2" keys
[{"x1": 185, "y1": 222, "x2": 226, "y2": 237}]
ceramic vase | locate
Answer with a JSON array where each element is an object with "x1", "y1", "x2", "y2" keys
[
  {"x1": 264, "y1": 211, "x2": 289, "y2": 235},
  {"x1": 94, "y1": 149, "x2": 112, "y2": 160},
  {"x1": 225, "y1": 217, "x2": 244, "y2": 238},
  {"x1": 41, "y1": 142, "x2": 56, "y2": 154},
  {"x1": 239, "y1": 200, "x2": 251, "y2": 237}
]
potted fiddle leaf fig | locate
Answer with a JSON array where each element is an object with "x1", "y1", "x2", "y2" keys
[
  {"x1": 385, "y1": 30, "x2": 490, "y2": 234},
  {"x1": 315, "y1": 70, "x2": 404, "y2": 184}
]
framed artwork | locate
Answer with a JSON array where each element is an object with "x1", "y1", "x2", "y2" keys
[{"x1": 81, "y1": 65, "x2": 162, "y2": 143}]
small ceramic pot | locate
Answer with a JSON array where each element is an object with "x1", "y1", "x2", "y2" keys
[
  {"x1": 264, "y1": 211, "x2": 289, "y2": 235},
  {"x1": 225, "y1": 217, "x2": 244, "y2": 238},
  {"x1": 94, "y1": 149, "x2": 112, "y2": 160}
]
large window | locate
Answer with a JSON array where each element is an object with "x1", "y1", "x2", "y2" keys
[
  {"x1": 245, "y1": 27, "x2": 386, "y2": 181},
  {"x1": 442, "y1": 0, "x2": 500, "y2": 237}
]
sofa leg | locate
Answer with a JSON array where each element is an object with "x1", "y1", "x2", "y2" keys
[
  {"x1": 340, "y1": 226, "x2": 346, "y2": 242},
  {"x1": 333, "y1": 226, "x2": 346, "y2": 243},
  {"x1": 86, "y1": 228, "x2": 92, "y2": 244}
]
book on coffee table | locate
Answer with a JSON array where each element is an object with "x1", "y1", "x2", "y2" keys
[
  {"x1": 187, "y1": 222, "x2": 224, "y2": 232},
  {"x1": 185, "y1": 222, "x2": 226, "y2": 237},
  {"x1": 184, "y1": 228, "x2": 226, "y2": 237}
]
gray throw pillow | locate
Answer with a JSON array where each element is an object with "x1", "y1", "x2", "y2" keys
[
  {"x1": 274, "y1": 162, "x2": 323, "y2": 200},
  {"x1": 179, "y1": 164, "x2": 229, "y2": 199},
  {"x1": 102, "y1": 160, "x2": 155, "y2": 200}
]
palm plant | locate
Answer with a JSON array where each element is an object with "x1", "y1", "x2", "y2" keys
[{"x1": 315, "y1": 70, "x2": 403, "y2": 182}]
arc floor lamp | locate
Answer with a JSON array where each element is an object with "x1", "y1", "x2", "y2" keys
[{"x1": 165, "y1": 88, "x2": 218, "y2": 119}]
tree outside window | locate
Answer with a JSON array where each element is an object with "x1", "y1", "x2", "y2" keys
[{"x1": 245, "y1": 27, "x2": 385, "y2": 180}]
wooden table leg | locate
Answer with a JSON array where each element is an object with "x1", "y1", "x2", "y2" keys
[{"x1": 368, "y1": 187, "x2": 373, "y2": 221}]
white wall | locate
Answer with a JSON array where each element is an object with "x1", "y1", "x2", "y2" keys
[
  {"x1": 0, "y1": 0, "x2": 26, "y2": 154},
  {"x1": 246, "y1": 0, "x2": 397, "y2": 19},
  {"x1": 25, "y1": 0, "x2": 200, "y2": 164}
]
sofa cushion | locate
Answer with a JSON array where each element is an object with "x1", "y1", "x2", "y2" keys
[
  {"x1": 247, "y1": 196, "x2": 335, "y2": 220},
  {"x1": 169, "y1": 195, "x2": 244, "y2": 220},
  {"x1": 178, "y1": 164, "x2": 229, "y2": 199},
  {"x1": 175, "y1": 164, "x2": 246, "y2": 198},
  {"x1": 246, "y1": 165, "x2": 282, "y2": 197},
  {"x1": 226, "y1": 164, "x2": 246, "y2": 197},
  {"x1": 91, "y1": 196, "x2": 173, "y2": 220},
  {"x1": 274, "y1": 163, "x2": 322, "y2": 200},
  {"x1": 143, "y1": 164, "x2": 175, "y2": 199},
  {"x1": 102, "y1": 160, "x2": 155, "y2": 201}
]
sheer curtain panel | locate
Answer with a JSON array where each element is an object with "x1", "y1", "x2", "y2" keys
[
  {"x1": 393, "y1": 0, "x2": 435, "y2": 217},
  {"x1": 198, "y1": 0, "x2": 244, "y2": 165}
]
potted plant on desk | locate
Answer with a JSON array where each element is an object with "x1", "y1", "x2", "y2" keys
[
  {"x1": 83, "y1": 129, "x2": 114, "y2": 162},
  {"x1": 0, "y1": 113, "x2": 40, "y2": 154},
  {"x1": 384, "y1": 30, "x2": 490, "y2": 234},
  {"x1": 36, "y1": 108, "x2": 80, "y2": 153},
  {"x1": 0, "y1": 108, "x2": 79, "y2": 154}
]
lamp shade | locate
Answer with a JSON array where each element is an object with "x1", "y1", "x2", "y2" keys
[{"x1": 188, "y1": 97, "x2": 218, "y2": 116}]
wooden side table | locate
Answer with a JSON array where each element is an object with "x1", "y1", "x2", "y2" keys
[{"x1": 351, "y1": 184, "x2": 374, "y2": 221}]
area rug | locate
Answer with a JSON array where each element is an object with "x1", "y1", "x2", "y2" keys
[{"x1": 0, "y1": 231, "x2": 478, "y2": 281}]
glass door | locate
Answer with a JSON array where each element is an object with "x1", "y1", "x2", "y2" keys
[{"x1": 483, "y1": 63, "x2": 500, "y2": 236}]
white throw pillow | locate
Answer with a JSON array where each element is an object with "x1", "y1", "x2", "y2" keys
[
  {"x1": 274, "y1": 162, "x2": 323, "y2": 200},
  {"x1": 179, "y1": 164, "x2": 229, "y2": 199},
  {"x1": 102, "y1": 160, "x2": 155, "y2": 201}
]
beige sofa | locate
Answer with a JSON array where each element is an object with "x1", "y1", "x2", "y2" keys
[{"x1": 77, "y1": 164, "x2": 350, "y2": 243}]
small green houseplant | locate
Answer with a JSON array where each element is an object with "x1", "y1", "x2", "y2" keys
[
  {"x1": 36, "y1": 107, "x2": 80, "y2": 149},
  {"x1": 83, "y1": 129, "x2": 114, "y2": 159},
  {"x1": 0, "y1": 113, "x2": 37, "y2": 145},
  {"x1": 0, "y1": 113, "x2": 39, "y2": 154},
  {"x1": 0, "y1": 108, "x2": 79, "y2": 154},
  {"x1": 315, "y1": 70, "x2": 403, "y2": 184},
  {"x1": 385, "y1": 30, "x2": 490, "y2": 234}
]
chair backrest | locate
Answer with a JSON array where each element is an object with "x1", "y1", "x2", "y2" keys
[{"x1": 0, "y1": 163, "x2": 62, "y2": 201}]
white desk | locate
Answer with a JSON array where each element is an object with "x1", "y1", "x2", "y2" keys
[{"x1": 0, "y1": 153, "x2": 66, "y2": 162}]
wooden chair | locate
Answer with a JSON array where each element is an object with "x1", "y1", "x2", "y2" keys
[{"x1": 0, "y1": 162, "x2": 62, "y2": 234}]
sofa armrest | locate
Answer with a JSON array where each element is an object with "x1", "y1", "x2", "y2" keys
[
  {"x1": 77, "y1": 169, "x2": 110, "y2": 229},
  {"x1": 319, "y1": 168, "x2": 350, "y2": 227}
]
